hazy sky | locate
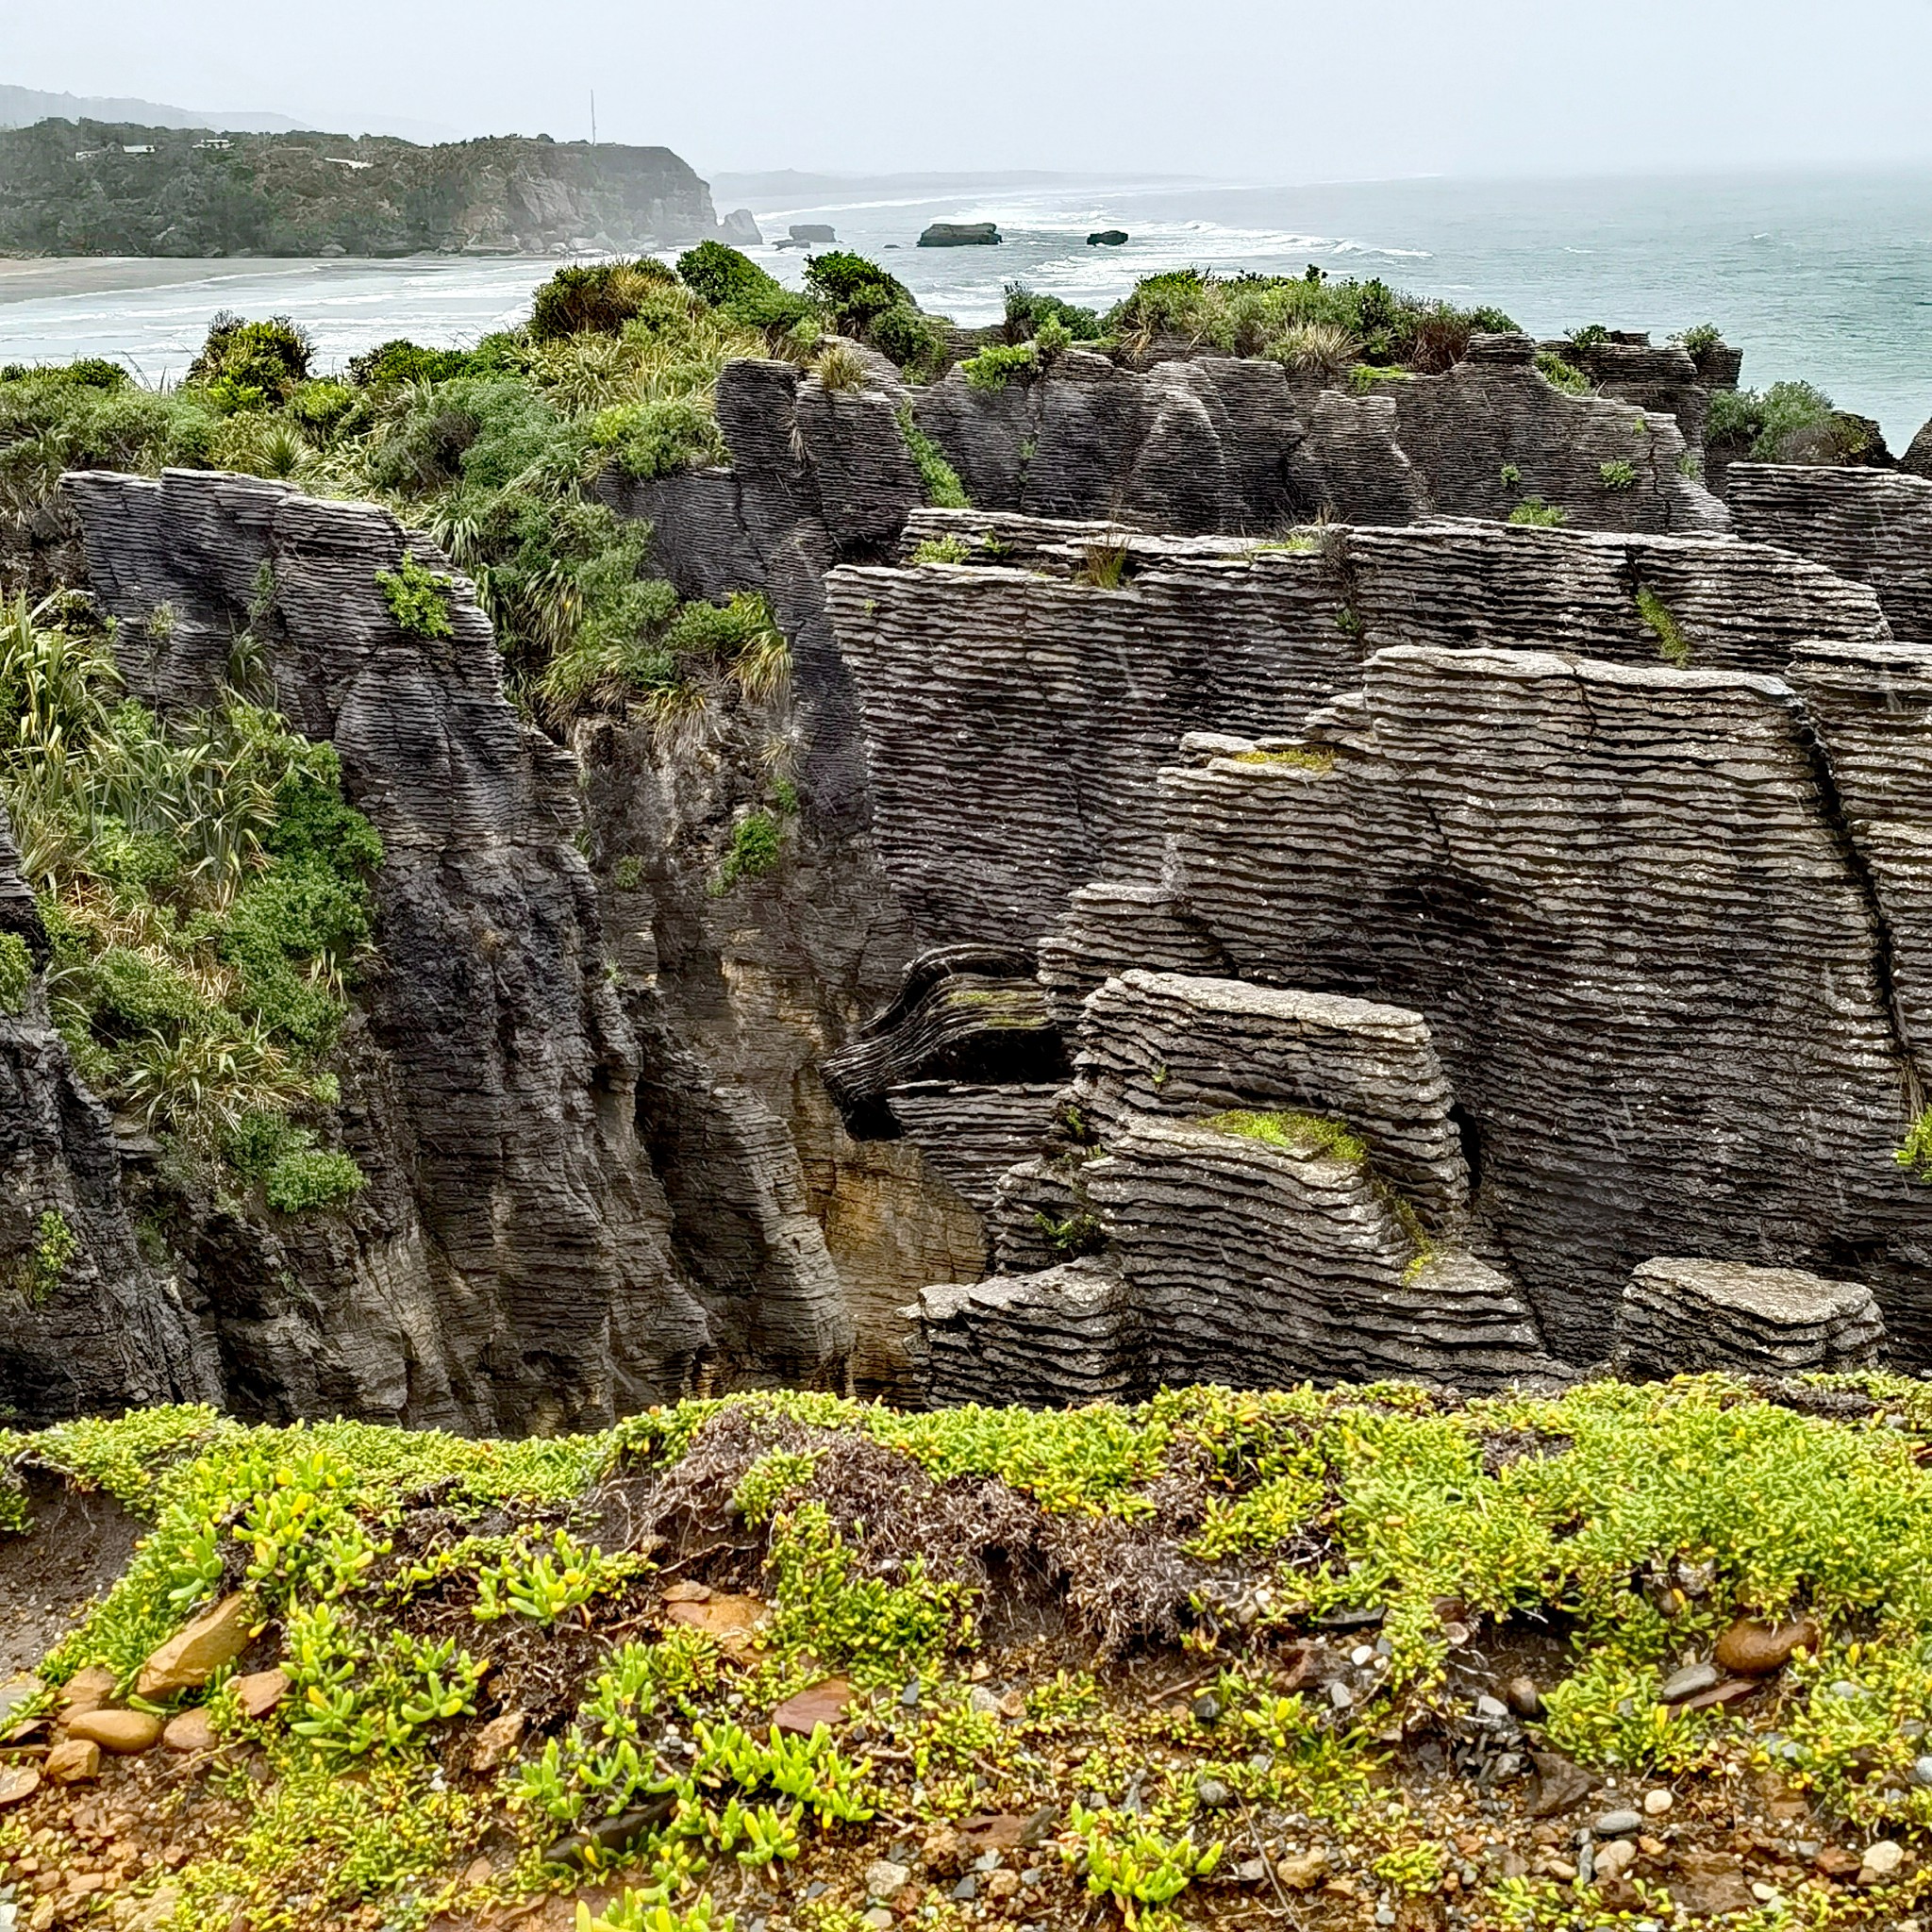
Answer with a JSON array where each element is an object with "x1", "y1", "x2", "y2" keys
[{"x1": 11, "y1": 0, "x2": 1932, "y2": 181}]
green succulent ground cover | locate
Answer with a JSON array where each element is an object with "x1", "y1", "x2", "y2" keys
[{"x1": 7, "y1": 1375, "x2": 1932, "y2": 1930}]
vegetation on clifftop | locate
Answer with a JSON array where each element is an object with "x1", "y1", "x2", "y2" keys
[
  {"x1": 0, "y1": 591, "x2": 381, "y2": 1208},
  {"x1": 6, "y1": 1377, "x2": 1932, "y2": 1928}
]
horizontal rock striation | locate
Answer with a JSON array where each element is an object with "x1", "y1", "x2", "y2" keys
[
  {"x1": 908, "y1": 337, "x2": 1725, "y2": 539},
  {"x1": 57, "y1": 467, "x2": 863, "y2": 1427},
  {"x1": 1160, "y1": 645, "x2": 1928, "y2": 1360},
  {"x1": 1067, "y1": 972, "x2": 1468, "y2": 1228},
  {"x1": 1727, "y1": 464, "x2": 1932, "y2": 641},
  {"x1": 1084, "y1": 1114, "x2": 1557, "y2": 1392},
  {"x1": 1037, "y1": 883, "x2": 1233, "y2": 1031},
  {"x1": 886, "y1": 1082, "x2": 1067, "y2": 1213},
  {"x1": 1386, "y1": 334, "x2": 1725, "y2": 534},
  {"x1": 827, "y1": 514, "x2": 1890, "y2": 950},
  {"x1": 820, "y1": 944, "x2": 1064, "y2": 1138},
  {"x1": 1615, "y1": 1257, "x2": 1885, "y2": 1376},
  {"x1": 905, "y1": 1257, "x2": 1142, "y2": 1407}
]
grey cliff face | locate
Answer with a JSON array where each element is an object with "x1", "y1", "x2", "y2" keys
[
  {"x1": 48, "y1": 467, "x2": 864, "y2": 1428},
  {"x1": 23, "y1": 317, "x2": 1932, "y2": 1426}
]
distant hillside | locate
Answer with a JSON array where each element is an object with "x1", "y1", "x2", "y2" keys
[
  {"x1": 0, "y1": 122, "x2": 719, "y2": 257},
  {"x1": 0, "y1": 83, "x2": 300, "y2": 133}
]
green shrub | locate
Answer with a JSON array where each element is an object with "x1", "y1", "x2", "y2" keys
[
  {"x1": 1104, "y1": 268, "x2": 1509, "y2": 371},
  {"x1": 803, "y1": 251, "x2": 909, "y2": 332},
  {"x1": 345, "y1": 340, "x2": 477, "y2": 388},
  {"x1": 187, "y1": 313, "x2": 313, "y2": 410},
  {"x1": 289, "y1": 379, "x2": 356, "y2": 440},
  {"x1": 1004, "y1": 284, "x2": 1104, "y2": 342},
  {"x1": 1637, "y1": 586, "x2": 1692, "y2": 668},
  {"x1": 1599, "y1": 458, "x2": 1638, "y2": 490},
  {"x1": 1569, "y1": 323, "x2": 1611, "y2": 349},
  {"x1": 718, "y1": 811, "x2": 782, "y2": 889},
  {"x1": 912, "y1": 535, "x2": 973, "y2": 565},
  {"x1": 264, "y1": 1146, "x2": 367, "y2": 1214},
  {"x1": 675, "y1": 242, "x2": 813, "y2": 330},
  {"x1": 896, "y1": 408, "x2": 969, "y2": 508},
  {"x1": 1507, "y1": 496, "x2": 1568, "y2": 527},
  {"x1": 588, "y1": 394, "x2": 725, "y2": 479},
  {"x1": 529, "y1": 260, "x2": 678, "y2": 342},
  {"x1": 960, "y1": 342, "x2": 1039, "y2": 391},
  {"x1": 1707, "y1": 379, "x2": 1862, "y2": 462},
  {"x1": 14, "y1": 1208, "x2": 75, "y2": 1306},
  {"x1": 375, "y1": 554, "x2": 455, "y2": 638},
  {"x1": 866, "y1": 301, "x2": 948, "y2": 376},
  {"x1": 1897, "y1": 1108, "x2": 1932, "y2": 1180},
  {"x1": 1675, "y1": 323, "x2": 1724, "y2": 358},
  {"x1": 0, "y1": 931, "x2": 31, "y2": 1013},
  {"x1": 1535, "y1": 350, "x2": 1591, "y2": 395}
]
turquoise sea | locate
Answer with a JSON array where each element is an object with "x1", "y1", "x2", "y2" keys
[{"x1": 3, "y1": 168, "x2": 1929, "y2": 444}]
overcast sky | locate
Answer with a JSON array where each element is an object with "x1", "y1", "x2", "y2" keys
[{"x1": 10, "y1": 0, "x2": 1932, "y2": 181}]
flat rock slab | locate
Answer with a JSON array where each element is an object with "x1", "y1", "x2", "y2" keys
[
  {"x1": 663, "y1": 1591, "x2": 769, "y2": 1657},
  {"x1": 772, "y1": 1676, "x2": 855, "y2": 1735},
  {"x1": 137, "y1": 1592, "x2": 253, "y2": 1699}
]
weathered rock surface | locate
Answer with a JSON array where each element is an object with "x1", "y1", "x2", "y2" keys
[
  {"x1": 1162, "y1": 647, "x2": 1927, "y2": 1359},
  {"x1": 56, "y1": 468, "x2": 775, "y2": 1426},
  {"x1": 908, "y1": 337, "x2": 1724, "y2": 537},
  {"x1": 1615, "y1": 1258, "x2": 1885, "y2": 1377},
  {"x1": 0, "y1": 804, "x2": 217, "y2": 1421},
  {"x1": 908, "y1": 1257, "x2": 1142, "y2": 1407},
  {"x1": 1728, "y1": 463, "x2": 1932, "y2": 640},
  {"x1": 826, "y1": 513, "x2": 1887, "y2": 950}
]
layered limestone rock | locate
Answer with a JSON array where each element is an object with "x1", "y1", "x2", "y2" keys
[
  {"x1": 820, "y1": 945, "x2": 1064, "y2": 1136},
  {"x1": 1385, "y1": 334, "x2": 1725, "y2": 533},
  {"x1": 0, "y1": 809, "x2": 219, "y2": 1421},
  {"x1": 57, "y1": 467, "x2": 856, "y2": 1426},
  {"x1": 1159, "y1": 646, "x2": 1928, "y2": 1361},
  {"x1": 1067, "y1": 973, "x2": 1470, "y2": 1227},
  {"x1": 1615, "y1": 1258, "x2": 1886, "y2": 1376},
  {"x1": 825, "y1": 514, "x2": 1889, "y2": 950},
  {"x1": 908, "y1": 336, "x2": 1724, "y2": 536},
  {"x1": 906, "y1": 967, "x2": 1562, "y2": 1404},
  {"x1": 1727, "y1": 464, "x2": 1932, "y2": 641},
  {"x1": 907, "y1": 1258, "x2": 1142, "y2": 1407},
  {"x1": 1087, "y1": 1114, "x2": 1556, "y2": 1392}
]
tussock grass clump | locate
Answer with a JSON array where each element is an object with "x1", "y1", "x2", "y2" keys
[
  {"x1": 1105, "y1": 267, "x2": 1513, "y2": 374},
  {"x1": 0, "y1": 594, "x2": 380, "y2": 1194}
]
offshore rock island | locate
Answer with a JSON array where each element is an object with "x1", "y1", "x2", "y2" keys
[{"x1": 4, "y1": 240, "x2": 1932, "y2": 1931}]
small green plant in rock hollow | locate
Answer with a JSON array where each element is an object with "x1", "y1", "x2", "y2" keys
[
  {"x1": 1637, "y1": 586, "x2": 1693, "y2": 669},
  {"x1": 1534, "y1": 349, "x2": 1591, "y2": 396},
  {"x1": 14, "y1": 1208, "x2": 75, "y2": 1305},
  {"x1": 1897, "y1": 1108, "x2": 1932, "y2": 1180},
  {"x1": 1507, "y1": 495, "x2": 1568, "y2": 527},
  {"x1": 895, "y1": 407, "x2": 969, "y2": 508},
  {"x1": 715, "y1": 811, "x2": 783, "y2": 891},
  {"x1": 1600, "y1": 458, "x2": 1639, "y2": 490},
  {"x1": 375, "y1": 553, "x2": 456, "y2": 639},
  {"x1": 0, "y1": 929, "x2": 29, "y2": 1012}
]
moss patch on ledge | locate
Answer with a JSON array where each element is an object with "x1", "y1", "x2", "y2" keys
[{"x1": 7, "y1": 1378, "x2": 1932, "y2": 1930}]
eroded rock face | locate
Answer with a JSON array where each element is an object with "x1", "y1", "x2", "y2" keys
[
  {"x1": 1615, "y1": 1257, "x2": 1885, "y2": 1377},
  {"x1": 908, "y1": 336, "x2": 1725, "y2": 536},
  {"x1": 58, "y1": 467, "x2": 858, "y2": 1427},
  {"x1": 825, "y1": 511, "x2": 1888, "y2": 951},
  {"x1": 1728, "y1": 464, "x2": 1932, "y2": 641},
  {"x1": 1159, "y1": 647, "x2": 1925, "y2": 1362},
  {"x1": 0, "y1": 807, "x2": 219, "y2": 1420}
]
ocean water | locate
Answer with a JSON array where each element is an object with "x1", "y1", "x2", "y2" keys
[{"x1": 4, "y1": 168, "x2": 1930, "y2": 443}]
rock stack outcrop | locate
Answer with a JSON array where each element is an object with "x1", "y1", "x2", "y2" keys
[
  {"x1": 55, "y1": 468, "x2": 855, "y2": 1428},
  {"x1": 908, "y1": 334, "x2": 1724, "y2": 538},
  {"x1": 1615, "y1": 1258, "x2": 1886, "y2": 1377}
]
